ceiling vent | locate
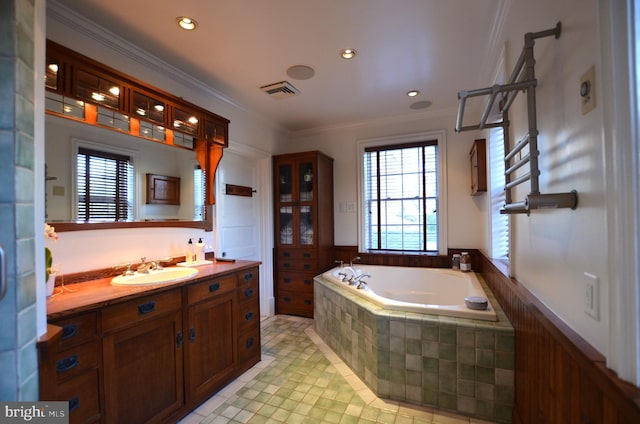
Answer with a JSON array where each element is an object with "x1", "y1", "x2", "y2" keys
[{"x1": 260, "y1": 81, "x2": 300, "y2": 99}]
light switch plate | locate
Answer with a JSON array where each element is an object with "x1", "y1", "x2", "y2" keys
[
  {"x1": 584, "y1": 272, "x2": 599, "y2": 321},
  {"x1": 580, "y1": 66, "x2": 596, "y2": 115}
]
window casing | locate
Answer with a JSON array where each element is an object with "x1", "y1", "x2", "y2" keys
[
  {"x1": 363, "y1": 141, "x2": 438, "y2": 251},
  {"x1": 76, "y1": 147, "x2": 134, "y2": 222}
]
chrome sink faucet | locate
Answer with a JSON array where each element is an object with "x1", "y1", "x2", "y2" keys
[{"x1": 137, "y1": 257, "x2": 152, "y2": 273}]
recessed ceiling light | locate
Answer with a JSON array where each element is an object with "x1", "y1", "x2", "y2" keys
[
  {"x1": 340, "y1": 49, "x2": 357, "y2": 59},
  {"x1": 177, "y1": 16, "x2": 197, "y2": 31},
  {"x1": 407, "y1": 90, "x2": 420, "y2": 97}
]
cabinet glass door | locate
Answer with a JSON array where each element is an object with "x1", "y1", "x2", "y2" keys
[
  {"x1": 299, "y1": 162, "x2": 313, "y2": 202},
  {"x1": 299, "y1": 205, "x2": 314, "y2": 245},
  {"x1": 279, "y1": 164, "x2": 293, "y2": 202},
  {"x1": 279, "y1": 206, "x2": 293, "y2": 245}
]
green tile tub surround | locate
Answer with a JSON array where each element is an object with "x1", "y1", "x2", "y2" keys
[{"x1": 314, "y1": 272, "x2": 515, "y2": 423}]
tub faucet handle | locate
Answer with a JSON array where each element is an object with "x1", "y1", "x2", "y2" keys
[
  {"x1": 334, "y1": 260, "x2": 344, "y2": 269},
  {"x1": 354, "y1": 273, "x2": 371, "y2": 289}
]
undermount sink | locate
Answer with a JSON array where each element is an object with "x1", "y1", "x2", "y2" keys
[{"x1": 111, "y1": 267, "x2": 199, "y2": 286}]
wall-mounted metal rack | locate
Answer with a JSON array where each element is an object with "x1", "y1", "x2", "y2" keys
[{"x1": 455, "y1": 21, "x2": 578, "y2": 215}]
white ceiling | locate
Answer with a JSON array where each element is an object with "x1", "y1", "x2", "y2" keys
[{"x1": 51, "y1": 0, "x2": 504, "y2": 133}]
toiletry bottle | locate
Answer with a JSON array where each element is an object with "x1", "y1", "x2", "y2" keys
[
  {"x1": 187, "y1": 238, "x2": 194, "y2": 263},
  {"x1": 452, "y1": 254, "x2": 461, "y2": 270},
  {"x1": 460, "y1": 252, "x2": 472, "y2": 272},
  {"x1": 196, "y1": 238, "x2": 204, "y2": 262}
]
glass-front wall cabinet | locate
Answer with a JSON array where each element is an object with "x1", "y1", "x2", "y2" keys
[{"x1": 276, "y1": 161, "x2": 315, "y2": 247}]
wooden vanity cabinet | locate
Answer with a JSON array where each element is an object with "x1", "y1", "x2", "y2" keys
[
  {"x1": 273, "y1": 151, "x2": 334, "y2": 317},
  {"x1": 184, "y1": 274, "x2": 238, "y2": 404},
  {"x1": 101, "y1": 290, "x2": 184, "y2": 424},
  {"x1": 40, "y1": 264, "x2": 261, "y2": 424},
  {"x1": 43, "y1": 312, "x2": 102, "y2": 424}
]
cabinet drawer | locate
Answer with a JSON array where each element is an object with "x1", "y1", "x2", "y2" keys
[
  {"x1": 277, "y1": 258, "x2": 318, "y2": 272},
  {"x1": 51, "y1": 312, "x2": 98, "y2": 350},
  {"x1": 54, "y1": 342, "x2": 100, "y2": 383},
  {"x1": 238, "y1": 327, "x2": 260, "y2": 365},
  {"x1": 238, "y1": 300, "x2": 260, "y2": 334},
  {"x1": 187, "y1": 274, "x2": 237, "y2": 305},
  {"x1": 277, "y1": 272, "x2": 315, "y2": 293},
  {"x1": 276, "y1": 290, "x2": 314, "y2": 317},
  {"x1": 277, "y1": 249, "x2": 317, "y2": 260},
  {"x1": 238, "y1": 271, "x2": 259, "y2": 304},
  {"x1": 237, "y1": 267, "x2": 259, "y2": 288},
  {"x1": 102, "y1": 290, "x2": 182, "y2": 332},
  {"x1": 57, "y1": 368, "x2": 101, "y2": 424}
]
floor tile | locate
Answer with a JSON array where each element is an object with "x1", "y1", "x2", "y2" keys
[{"x1": 180, "y1": 315, "x2": 499, "y2": 424}]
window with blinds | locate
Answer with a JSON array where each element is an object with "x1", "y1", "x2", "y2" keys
[
  {"x1": 363, "y1": 141, "x2": 438, "y2": 252},
  {"x1": 77, "y1": 147, "x2": 134, "y2": 222},
  {"x1": 489, "y1": 128, "x2": 509, "y2": 258}
]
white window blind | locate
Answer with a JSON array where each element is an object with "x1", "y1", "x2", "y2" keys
[
  {"x1": 364, "y1": 141, "x2": 438, "y2": 251},
  {"x1": 489, "y1": 128, "x2": 509, "y2": 259},
  {"x1": 77, "y1": 147, "x2": 134, "y2": 222}
]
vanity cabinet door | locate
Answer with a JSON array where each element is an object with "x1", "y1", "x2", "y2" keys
[
  {"x1": 185, "y1": 290, "x2": 237, "y2": 404},
  {"x1": 102, "y1": 310, "x2": 184, "y2": 424}
]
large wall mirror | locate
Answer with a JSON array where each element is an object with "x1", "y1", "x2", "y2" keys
[{"x1": 46, "y1": 114, "x2": 210, "y2": 231}]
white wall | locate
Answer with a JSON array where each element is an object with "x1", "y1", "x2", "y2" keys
[
  {"x1": 497, "y1": 0, "x2": 611, "y2": 362},
  {"x1": 282, "y1": 110, "x2": 488, "y2": 249}
]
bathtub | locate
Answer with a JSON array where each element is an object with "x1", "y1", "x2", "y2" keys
[
  {"x1": 314, "y1": 265, "x2": 514, "y2": 422},
  {"x1": 321, "y1": 265, "x2": 497, "y2": 321}
]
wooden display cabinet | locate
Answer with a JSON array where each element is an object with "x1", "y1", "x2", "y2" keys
[{"x1": 273, "y1": 151, "x2": 334, "y2": 317}]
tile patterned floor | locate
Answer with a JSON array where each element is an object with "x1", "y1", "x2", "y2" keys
[{"x1": 179, "y1": 315, "x2": 497, "y2": 424}]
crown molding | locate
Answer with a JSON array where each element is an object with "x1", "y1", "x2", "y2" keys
[{"x1": 290, "y1": 106, "x2": 461, "y2": 139}]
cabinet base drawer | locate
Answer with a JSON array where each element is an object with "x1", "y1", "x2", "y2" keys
[
  {"x1": 276, "y1": 291, "x2": 313, "y2": 318},
  {"x1": 276, "y1": 272, "x2": 315, "y2": 293},
  {"x1": 238, "y1": 300, "x2": 260, "y2": 334},
  {"x1": 56, "y1": 368, "x2": 101, "y2": 424},
  {"x1": 238, "y1": 327, "x2": 261, "y2": 366}
]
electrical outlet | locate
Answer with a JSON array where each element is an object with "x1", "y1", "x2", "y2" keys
[
  {"x1": 584, "y1": 272, "x2": 599, "y2": 321},
  {"x1": 580, "y1": 66, "x2": 596, "y2": 115}
]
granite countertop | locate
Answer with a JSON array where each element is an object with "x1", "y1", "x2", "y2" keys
[{"x1": 46, "y1": 259, "x2": 261, "y2": 319}]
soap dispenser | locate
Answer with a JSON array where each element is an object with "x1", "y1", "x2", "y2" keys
[
  {"x1": 196, "y1": 238, "x2": 205, "y2": 263},
  {"x1": 186, "y1": 238, "x2": 194, "y2": 263}
]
